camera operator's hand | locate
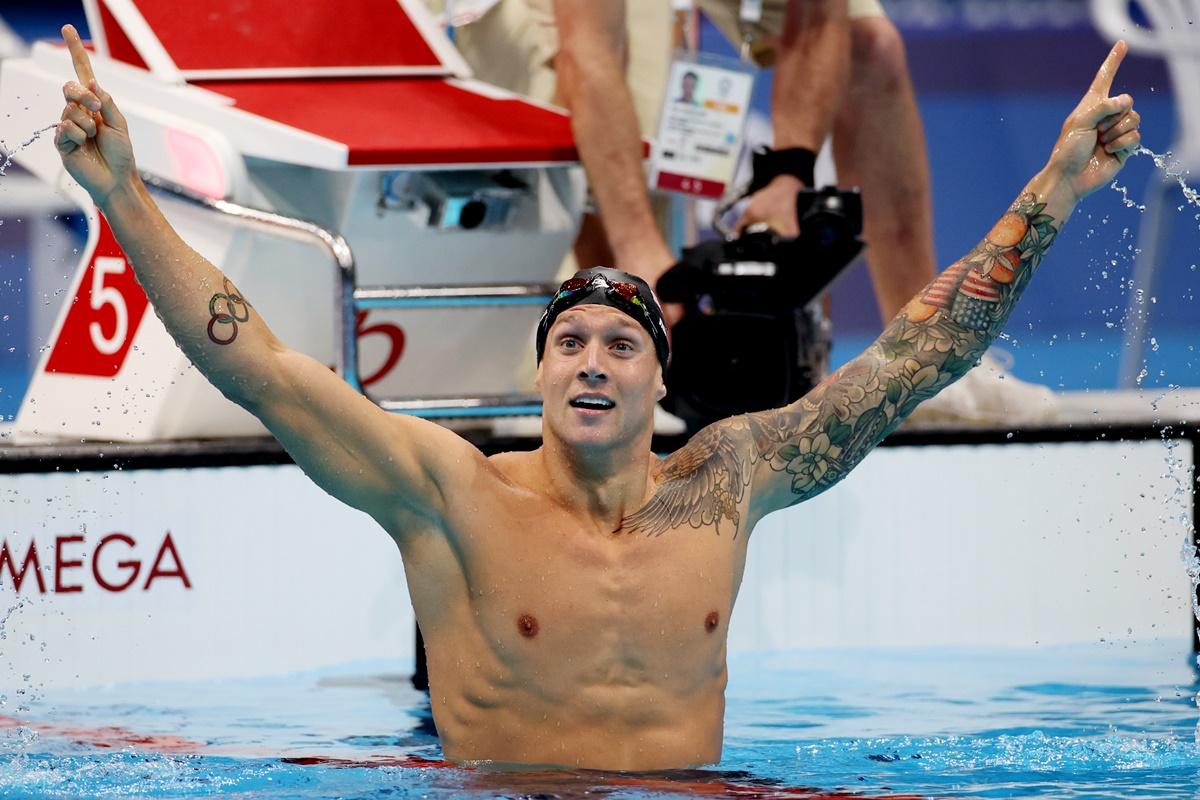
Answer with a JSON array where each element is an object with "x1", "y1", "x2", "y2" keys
[{"x1": 736, "y1": 174, "x2": 805, "y2": 237}]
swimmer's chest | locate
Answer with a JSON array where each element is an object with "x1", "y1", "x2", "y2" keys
[{"x1": 455, "y1": 502, "x2": 742, "y2": 671}]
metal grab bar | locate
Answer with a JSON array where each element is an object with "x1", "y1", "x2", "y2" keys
[
  {"x1": 139, "y1": 171, "x2": 547, "y2": 419},
  {"x1": 354, "y1": 284, "x2": 554, "y2": 310},
  {"x1": 140, "y1": 170, "x2": 359, "y2": 381},
  {"x1": 380, "y1": 395, "x2": 543, "y2": 417}
]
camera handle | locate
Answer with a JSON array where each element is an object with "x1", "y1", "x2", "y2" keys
[{"x1": 711, "y1": 184, "x2": 751, "y2": 240}]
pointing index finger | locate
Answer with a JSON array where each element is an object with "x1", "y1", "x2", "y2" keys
[
  {"x1": 61, "y1": 24, "x2": 96, "y2": 87},
  {"x1": 1089, "y1": 40, "x2": 1128, "y2": 97}
]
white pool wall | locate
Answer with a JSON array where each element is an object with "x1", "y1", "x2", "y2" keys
[{"x1": 0, "y1": 437, "x2": 1194, "y2": 689}]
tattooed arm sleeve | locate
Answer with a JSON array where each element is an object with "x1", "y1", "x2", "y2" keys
[
  {"x1": 623, "y1": 172, "x2": 1080, "y2": 538},
  {"x1": 624, "y1": 45, "x2": 1142, "y2": 538},
  {"x1": 740, "y1": 174, "x2": 1082, "y2": 523},
  {"x1": 730, "y1": 43, "x2": 1144, "y2": 528}
]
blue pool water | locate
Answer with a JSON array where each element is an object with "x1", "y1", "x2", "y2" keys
[{"x1": 2, "y1": 641, "x2": 1196, "y2": 798}]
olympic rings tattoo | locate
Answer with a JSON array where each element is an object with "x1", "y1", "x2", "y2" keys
[{"x1": 206, "y1": 278, "x2": 251, "y2": 345}]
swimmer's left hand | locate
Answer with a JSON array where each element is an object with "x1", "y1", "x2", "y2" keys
[{"x1": 1046, "y1": 40, "x2": 1142, "y2": 201}]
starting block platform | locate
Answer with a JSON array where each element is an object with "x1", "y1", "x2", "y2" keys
[{"x1": 0, "y1": 0, "x2": 593, "y2": 444}]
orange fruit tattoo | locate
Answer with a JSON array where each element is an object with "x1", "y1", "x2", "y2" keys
[
  {"x1": 904, "y1": 298, "x2": 938, "y2": 323},
  {"x1": 986, "y1": 212, "x2": 1029, "y2": 248},
  {"x1": 989, "y1": 249, "x2": 1021, "y2": 284}
]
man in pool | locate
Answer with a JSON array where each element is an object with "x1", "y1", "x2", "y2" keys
[{"x1": 53, "y1": 26, "x2": 1141, "y2": 770}]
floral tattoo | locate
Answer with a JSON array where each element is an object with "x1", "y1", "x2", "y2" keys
[
  {"x1": 206, "y1": 278, "x2": 251, "y2": 345},
  {"x1": 623, "y1": 193, "x2": 1058, "y2": 538}
]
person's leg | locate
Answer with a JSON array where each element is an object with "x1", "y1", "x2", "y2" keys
[
  {"x1": 770, "y1": 1, "x2": 849, "y2": 156},
  {"x1": 828, "y1": 10, "x2": 1057, "y2": 424},
  {"x1": 731, "y1": 1, "x2": 850, "y2": 235},
  {"x1": 831, "y1": 14, "x2": 936, "y2": 323}
]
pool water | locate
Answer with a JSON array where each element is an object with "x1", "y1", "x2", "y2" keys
[{"x1": 1, "y1": 640, "x2": 1196, "y2": 799}]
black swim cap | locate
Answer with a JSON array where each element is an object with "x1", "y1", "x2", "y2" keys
[{"x1": 535, "y1": 267, "x2": 670, "y2": 370}]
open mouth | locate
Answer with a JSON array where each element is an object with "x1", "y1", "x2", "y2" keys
[{"x1": 569, "y1": 395, "x2": 616, "y2": 411}]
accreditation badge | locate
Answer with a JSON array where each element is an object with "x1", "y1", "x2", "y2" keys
[{"x1": 650, "y1": 54, "x2": 755, "y2": 199}]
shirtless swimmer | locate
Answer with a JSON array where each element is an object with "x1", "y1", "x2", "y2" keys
[{"x1": 52, "y1": 25, "x2": 1141, "y2": 770}]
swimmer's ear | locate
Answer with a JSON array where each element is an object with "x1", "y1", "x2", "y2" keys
[
  {"x1": 533, "y1": 361, "x2": 543, "y2": 393},
  {"x1": 655, "y1": 377, "x2": 667, "y2": 402}
]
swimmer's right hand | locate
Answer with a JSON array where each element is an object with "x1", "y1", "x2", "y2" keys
[{"x1": 54, "y1": 24, "x2": 137, "y2": 208}]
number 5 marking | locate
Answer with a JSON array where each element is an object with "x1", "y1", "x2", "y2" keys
[{"x1": 88, "y1": 256, "x2": 129, "y2": 356}]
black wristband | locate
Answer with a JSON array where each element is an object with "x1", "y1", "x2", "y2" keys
[{"x1": 747, "y1": 146, "x2": 816, "y2": 195}]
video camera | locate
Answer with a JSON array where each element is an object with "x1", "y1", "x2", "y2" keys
[{"x1": 658, "y1": 186, "x2": 864, "y2": 431}]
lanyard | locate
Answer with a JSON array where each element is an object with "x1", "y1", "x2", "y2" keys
[
  {"x1": 672, "y1": 0, "x2": 761, "y2": 61},
  {"x1": 738, "y1": 0, "x2": 763, "y2": 62}
]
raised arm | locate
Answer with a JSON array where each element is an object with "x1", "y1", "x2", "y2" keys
[
  {"x1": 53, "y1": 26, "x2": 479, "y2": 533},
  {"x1": 624, "y1": 42, "x2": 1141, "y2": 537}
]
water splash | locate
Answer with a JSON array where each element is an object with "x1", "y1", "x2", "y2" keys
[
  {"x1": 1134, "y1": 146, "x2": 1200, "y2": 225},
  {"x1": 0, "y1": 124, "x2": 59, "y2": 178},
  {"x1": 1110, "y1": 179, "x2": 1147, "y2": 211},
  {"x1": 1132, "y1": 150, "x2": 1200, "y2": 661},
  {"x1": 0, "y1": 597, "x2": 27, "y2": 644},
  {"x1": 0, "y1": 598, "x2": 39, "y2": 758}
]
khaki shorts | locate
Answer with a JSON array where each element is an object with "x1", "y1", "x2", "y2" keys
[
  {"x1": 444, "y1": 0, "x2": 887, "y2": 126},
  {"x1": 700, "y1": 0, "x2": 886, "y2": 67},
  {"x1": 449, "y1": 0, "x2": 673, "y2": 131}
]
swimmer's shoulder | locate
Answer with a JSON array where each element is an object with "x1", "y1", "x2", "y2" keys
[{"x1": 483, "y1": 449, "x2": 548, "y2": 497}]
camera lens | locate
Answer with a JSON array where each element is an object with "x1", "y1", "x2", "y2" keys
[
  {"x1": 459, "y1": 200, "x2": 487, "y2": 229},
  {"x1": 805, "y1": 211, "x2": 850, "y2": 248}
]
